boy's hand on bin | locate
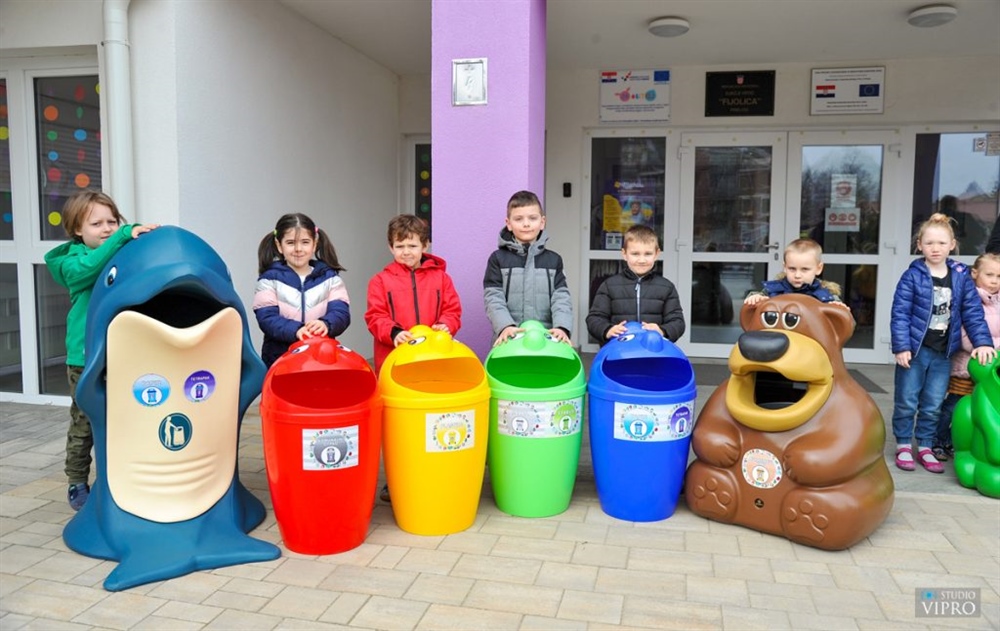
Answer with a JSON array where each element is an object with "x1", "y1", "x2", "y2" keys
[
  {"x1": 431, "y1": 323, "x2": 451, "y2": 334},
  {"x1": 548, "y1": 328, "x2": 571, "y2": 344},
  {"x1": 393, "y1": 330, "x2": 414, "y2": 346},
  {"x1": 493, "y1": 326, "x2": 523, "y2": 347},
  {"x1": 605, "y1": 321, "x2": 628, "y2": 340}
]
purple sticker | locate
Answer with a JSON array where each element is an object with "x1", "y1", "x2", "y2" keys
[{"x1": 184, "y1": 370, "x2": 216, "y2": 403}]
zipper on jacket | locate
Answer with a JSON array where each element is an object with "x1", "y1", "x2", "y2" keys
[
  {"x1": 634, "y1": 278, "x2": 642, "y2": 321},
  {"x1": 410, "y1": 268, "x2": 421, "y2": 323}
]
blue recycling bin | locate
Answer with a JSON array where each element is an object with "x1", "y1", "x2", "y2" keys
[{"x1": 588, "y1": 322, "x2": 697, "y2": 521}]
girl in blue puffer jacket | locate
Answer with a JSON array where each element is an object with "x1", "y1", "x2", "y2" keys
[{"x1": 890, "y1": 213, "x2": 996, "y2": 473}]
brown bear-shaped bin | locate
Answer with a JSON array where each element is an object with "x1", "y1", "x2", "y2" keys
[{"x1": 685, "y1": 294, "x2": 894, "y2": 550}]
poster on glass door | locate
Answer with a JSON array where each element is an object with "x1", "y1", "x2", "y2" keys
[{"x1": 825, "y1": 174, "x2": 861, "y2": 232}]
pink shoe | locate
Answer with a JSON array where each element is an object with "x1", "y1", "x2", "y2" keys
[
  {"x1": 895, "y1": 446, "x2": 915, "y2": 471},
  {"x1": 918, "y1": 448, "x2": 944, "y2": 474}
]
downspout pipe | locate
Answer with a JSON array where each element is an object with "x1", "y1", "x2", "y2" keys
[{"x1": 102, "y1": 0, "x2": 135, "y2": 217}]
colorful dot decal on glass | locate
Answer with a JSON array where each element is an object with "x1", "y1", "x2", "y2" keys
[
  {"x1": 43, "y1": 105, "x2": 59, "y2": 121},
  {"x1": 3, "y1": 213, "x2": 11, "y2": 225},
  {"x1": 47, "y1": 130, "x2": 58, "y2": 141},
  {"x1": 420, "y1": 170, "x2": 429, "y2": 180},
  {"x1": 47, "y1": 167, "x2": 62, "y2": 182},
  {"x1": 48, "y1": 212, "x2": 61, "y2": 226},
  {"x1": 74, "y1": 85, "x2": 86, "y2": 101},
  {"x1": 0, "y1": 127, "x2": 8, "y2": 141},
  {"x1": 74, "y1": 129, "x2": 87, "y2": 141},
  {"x1": 76, "y1": 106, "x2": 84, "y2": 119},
  {"x1": 48, "y1": 150, "x2": 59, "y2": 162},
  {"x1": 75, "y1": 173, "x2": 90, "y2": 188},
  {"x1": 77, "y1": 149, "x2": 86, "y2": 162}
]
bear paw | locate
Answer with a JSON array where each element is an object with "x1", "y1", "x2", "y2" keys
[
  {"x1": 689, "y1": 471, "x2": 737, "y2": 521},
  {"x1": 782, "y1": 497, "x2": 830, "y2": 544}
]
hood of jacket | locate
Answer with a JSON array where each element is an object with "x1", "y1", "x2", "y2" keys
[
  {"x1": 497, "y1": 227, "x2": 550, "y2": 257},
  {"x1": 380, "y1": 252, "x2": 448, "y2": 277}
]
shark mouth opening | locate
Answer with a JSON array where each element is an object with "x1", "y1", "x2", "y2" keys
[
  {"x1": 128, "y1": 289, "x2": 227, "y2": 329},
  {"x1": 753, "y1": 371, "x2": 809, "y2": 410}
]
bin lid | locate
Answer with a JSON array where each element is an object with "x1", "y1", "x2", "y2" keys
[
  {"x1": 267, "y1": 338, "x2": 372, "y2": 377},
  {"x1": 379, "y1": 325, "x2": 489, "y2": 407},
  {"x1": 588, "y1": 321, "x2": 696, "y2": 397},
  {"x1": 485, "y1": 320, "x2": 585, "y2": 396},
  {"x1": 262, "y1": 338, "x2": 378, "y2": 412}
]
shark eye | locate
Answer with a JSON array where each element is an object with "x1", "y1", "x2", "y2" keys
[
  {"x1": 761, "y1": 311, "x2": 779, "y2": 328},
  {"x1": 782, "y1": 313, "x2": 800, "y2": 329},
  {"x1": 617, "y1": 333, "x2": 636, "y2": 342},
  {"x1": 105, "y1": 266, "x2": 118, "y2": 286},
  {"x1": 407, "y1": 336, "x2": 427, "y2": 345}
]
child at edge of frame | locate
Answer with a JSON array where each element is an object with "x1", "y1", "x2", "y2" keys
[
  {"x1": 44, "y1": 189, "x2": 160, "y2": 511},
  {"x1": 889, "y1": 213, "x2": 996, "y2": 474}
]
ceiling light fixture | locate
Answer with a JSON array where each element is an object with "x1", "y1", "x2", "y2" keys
[
  {"x1": 648, "y1": 17, "x2": 690, "y2": 38},
  {"x1": 906, "y1": 4, "x2": 958, "y2": 27}
]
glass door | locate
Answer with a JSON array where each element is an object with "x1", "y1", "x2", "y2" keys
[
  {"x1": 787, "y1": 130, "x2": 899, "y2": 363},
  {"x1": 581, "y1": 131, "x2": 670, "y2": 351},
  {"x1": 676, "y1": 132, "x2": 788, "y2": 358}
]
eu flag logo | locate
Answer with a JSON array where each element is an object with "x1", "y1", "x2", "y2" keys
[{"x1": 859, "y1": 84, "x2": 880, "y2": 97}]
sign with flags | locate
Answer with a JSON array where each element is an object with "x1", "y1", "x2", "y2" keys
[{"x1": 811, "y1": 67, "x2": 885, "y2": 115}]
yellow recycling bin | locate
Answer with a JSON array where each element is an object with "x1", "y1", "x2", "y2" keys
[{"x1": 378, "y1": 325, "x2": 490, "y2": 535}]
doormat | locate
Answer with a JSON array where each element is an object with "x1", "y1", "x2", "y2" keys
[{"x1": 691, "y1": 363, "x2": 887, "y2": 394}]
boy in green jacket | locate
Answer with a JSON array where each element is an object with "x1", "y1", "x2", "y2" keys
[{"x1": 44, "y1": 190, "x2": 157, "y2": 510}]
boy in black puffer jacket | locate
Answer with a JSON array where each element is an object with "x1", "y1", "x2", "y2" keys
[{"x1": 586, "y1": 225, "x2": 685, "y2": 345}]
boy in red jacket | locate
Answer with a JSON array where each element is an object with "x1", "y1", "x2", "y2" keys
[{"x1": 365, "y1": 214, "x2": 462, "y2": 375}]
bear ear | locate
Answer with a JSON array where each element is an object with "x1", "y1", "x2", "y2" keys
[
  {"x1": 821, "y1": 302, "x2": 856, "y2": 347},
  {"x1": 739, "y1": 300, "x2": 759, "y2": 332}
]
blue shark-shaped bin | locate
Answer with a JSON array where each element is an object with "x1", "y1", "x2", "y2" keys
[
  {"x1": 63, "y1": 226, "x2": 280, "y2": 591},
  {"x1": 587, "y1": 322, "x2": 697, "y2": 521}
]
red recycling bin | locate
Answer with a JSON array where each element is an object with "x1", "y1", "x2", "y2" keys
[{"x1": 260, "y1": 338, "x2": 382, "y2": 554}]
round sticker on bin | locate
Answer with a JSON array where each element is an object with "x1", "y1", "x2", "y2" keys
[
  {"x1": 427, "y1": 410, "x2": 474, "y2": 452},
  {"x1": 742, "y1": 448, "x2": 782, "y2": 489},
  {"x1": 184, "y1": 370, "x2": 215, "y2": 403},
  {"x1": 159, "y1": 413, "x2": 192, "y2": 451},
  {"x1": 303, "y1": 427, "x2": 358, "y2": 470},
  {"x1": 613, "y1": 401, "x2": 694, "y2": 442},
  {"x1": 132, "y1": 373, "x2": 169, "y2": 407}
]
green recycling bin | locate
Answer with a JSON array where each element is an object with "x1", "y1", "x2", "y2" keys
[{"x1": 486, "y1": 320, "x2": 586, "y2": 517}]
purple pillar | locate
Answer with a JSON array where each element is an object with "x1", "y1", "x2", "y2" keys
[{"x1": 431, "y1": 0, "x2": 546, "y2": 359}]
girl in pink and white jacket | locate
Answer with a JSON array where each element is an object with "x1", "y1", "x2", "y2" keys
[{"x1": 934, "y1": 252, "x2": 1000, "y2": 459}]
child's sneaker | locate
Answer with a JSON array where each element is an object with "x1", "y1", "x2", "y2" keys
[
  {"x1": 931, "y1": 445, "x2": 950, "y2": 461},
  {"x1": 68, "y1": 483, "x2": 90, "y2": 511},
  {"x1": 917, "y1": 448, "x2": 944, "y2": 474},
  {"x1": 944, "y1": 445, "x2": 955, "y2": 459},
  {"x1": 895, "y1": 446, "x2": 915, "y2": 471},
  {"x1": 379, "y1": 484, "x2": 390, "y2": 503}
]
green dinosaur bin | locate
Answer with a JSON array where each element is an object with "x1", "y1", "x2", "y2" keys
[{"x1": 485, "y1": 320, "x2": 587, "y2": 517}]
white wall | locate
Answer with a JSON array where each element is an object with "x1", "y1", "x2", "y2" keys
[
  {"x1": 131, "y1": 0, "x2": 400, "y2": 355},
  {"x1": 0, "y1": 0, "x2": 103, "y2": 49}
]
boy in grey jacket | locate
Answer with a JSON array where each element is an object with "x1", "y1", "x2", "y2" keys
[{"x1": 483, "y1": 191, "x2": 573, "y2": 346}]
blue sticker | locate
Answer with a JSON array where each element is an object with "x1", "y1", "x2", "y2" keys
[
  {"x1": 159, "y1": 413, "x2": 192, "y2": 451},
  {"x1": 184, "y1": 370, "x2": 216, "y2": 403},
  {"x1": 132, "y1": 373, "x2": 170, "y2": 407}
]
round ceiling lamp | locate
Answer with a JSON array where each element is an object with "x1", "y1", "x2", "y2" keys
[
  {"x1": 907, "y1": 4, "x2": 958, "y2": 27},
  {"x1": 648, "y1": 17, "x2": 690, "y2": 38}
]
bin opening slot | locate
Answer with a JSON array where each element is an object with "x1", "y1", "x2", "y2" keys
[
  {"x1": 389, "y1": 357, "x2": 484, "y2": 393},
  {"x1": 486, "y1": 356, "x2": 581, "y2": 388},
  {"x1": 129, "y1": 289, "x2": 225, "y2": 329},
  {"x1": 753, "y1": 371, "x2": 807, "y2": 409},
  {"x1": 603, "y1": 357, "x2": 693, "y2": 391},
  {"x1": 271, "y1": 370, "x2": 376, "y2": 408}
]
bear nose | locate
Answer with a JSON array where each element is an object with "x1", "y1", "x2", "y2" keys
[{"x1": 738, "y1": 331, "x2": 789, "y2": 362}]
